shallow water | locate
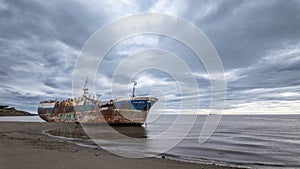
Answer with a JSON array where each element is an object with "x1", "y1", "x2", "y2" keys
[
  {"x1": 42, "y1": 115, "x2": 300, "y2": 168},
  {"x1": 0, "y1": 116, "x2": 44, "y2": 122}
]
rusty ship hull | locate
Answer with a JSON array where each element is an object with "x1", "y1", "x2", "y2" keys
[{"x1": 38, "y1": 97, "x2": 157, "y2": 126}]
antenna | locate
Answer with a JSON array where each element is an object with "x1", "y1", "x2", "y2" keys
[
  {"x1": 83, "y1": 77, "x2": 89, "y2": 97},
  {"x1": 96, "y1": 93, "x2": 102, "y2": 101},
  {"x1": 132, "y1": 81, "x2": 137, "y2": 98}
]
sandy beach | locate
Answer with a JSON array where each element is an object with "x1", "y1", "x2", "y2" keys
[{"x1": 0, "y1": 122, "x2": 238, "y2": 169}]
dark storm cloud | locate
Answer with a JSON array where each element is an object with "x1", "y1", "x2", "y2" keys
[
  {"x1": 0, "y1": 0, "x2": 109, "y2": 48},
  {"x1": 0, "y1": 0, "x2": 96, "y2": 110},
  {"x1": 189, "y1": 0, "x2": 300, "y2": 68},
  {"x1": 223, "y1": 45, "x2": 300, "y2": 110}
]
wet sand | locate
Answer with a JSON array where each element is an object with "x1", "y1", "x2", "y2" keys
[{"x1": 0, "y1": 122, "x2": 238, "y2": 169}]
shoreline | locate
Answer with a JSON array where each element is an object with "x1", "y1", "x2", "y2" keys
[{"x1": 0, "y1": 122, "x2": 239, "y2": 169}]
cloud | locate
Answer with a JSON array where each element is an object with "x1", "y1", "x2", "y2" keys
[
  {"x1": 115, "y1": 35, "x2": 159, "y2": 55},
  {"x1": 192, "y1": 0, "x2": 300, "y2": 68},
  {"x1": 149, "y1": 0, "x2": 188, "y2": 16},
  {"x1": 224, "y1": 100, "x2": 300, "y2": 114},
  {"x1": 193, "y1": 68, "x2": 247, "y2": 82}
]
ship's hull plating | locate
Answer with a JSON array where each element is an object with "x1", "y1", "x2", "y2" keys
[{"x1": 38, "y1": 97, "x2": 157, "y2": 125}]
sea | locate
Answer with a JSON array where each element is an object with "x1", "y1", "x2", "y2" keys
[{"x1": 1, "y1": 115, "x2": 299, "y2": 169}]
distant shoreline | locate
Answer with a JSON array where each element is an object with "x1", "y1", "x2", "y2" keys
[{"x1": 0, "y1": 105, "x2": 36, "y2": 116}]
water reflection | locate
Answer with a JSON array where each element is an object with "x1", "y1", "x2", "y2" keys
[
  {"x1": 46, "y1": 124, "x2": 147, "y2": 139},
  {"x1": 46, "y1": 124, "x2": 89, "y2": 139}
]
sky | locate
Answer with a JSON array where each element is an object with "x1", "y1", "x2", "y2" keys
[{"x1": 0, "y1": 0, "x2": 299, "y2": 114}]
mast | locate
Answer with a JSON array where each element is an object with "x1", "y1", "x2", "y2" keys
[
  {"x1": 83, "y1": 77, "x2": 89, "y2": 97},
  {"x1": 132, "y1": 81, "x2": 137, "y2": 98}
]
